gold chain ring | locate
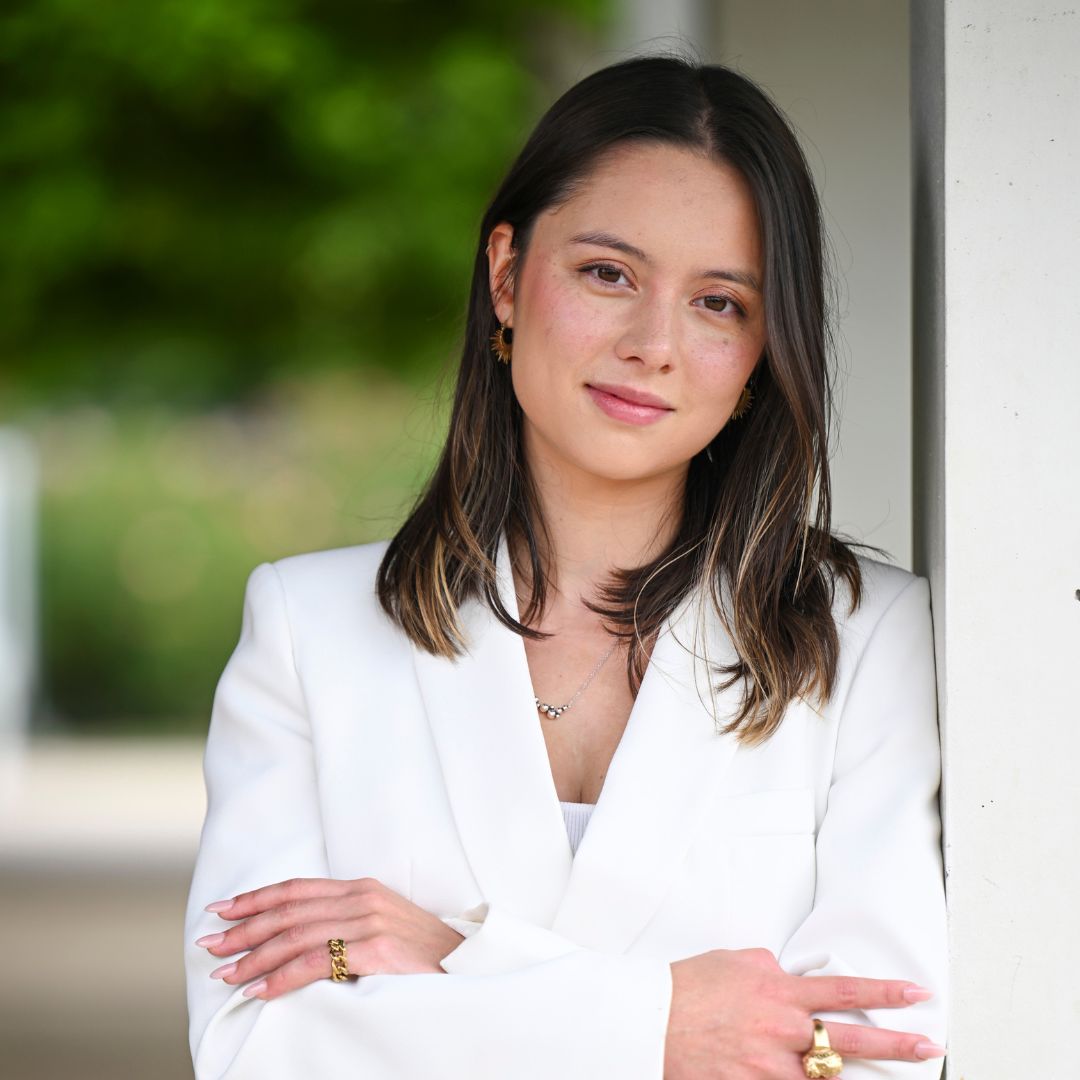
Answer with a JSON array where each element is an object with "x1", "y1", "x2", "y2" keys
[{"x1": 327, "y1": 938, "x2": 349, "y2": 982}]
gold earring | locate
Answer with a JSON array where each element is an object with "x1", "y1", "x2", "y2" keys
[
  {"x1": 732, "y1": 384, "x2": 753, "y2": 419},
  {"x1": 491, "y1": 323, "x2": 513, "y2": 364}
]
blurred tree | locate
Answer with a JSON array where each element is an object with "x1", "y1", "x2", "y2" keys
[{"x1": 0, "y1": 0, "x2": 610, "y2": 413}]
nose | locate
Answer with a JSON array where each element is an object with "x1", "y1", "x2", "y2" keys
[{"x1": 613, "y1": 292, "x2": 677, "y2": 369}]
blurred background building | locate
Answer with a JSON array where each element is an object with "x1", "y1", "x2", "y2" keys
[{"x1": 1, "y1": 1, "x2": 1075, "y2": 1078}]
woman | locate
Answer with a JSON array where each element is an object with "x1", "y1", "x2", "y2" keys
[{"x1": 184, "y1": 54, "x2": 948, "y2": 1079}]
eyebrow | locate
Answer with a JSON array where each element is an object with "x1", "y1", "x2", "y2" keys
[{"x1": 568, "y1": 230, "x2": 762, "y2": 294}]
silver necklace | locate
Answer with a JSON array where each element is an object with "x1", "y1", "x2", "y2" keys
[{"x1": 534, "y1": 638, "x2": 620, "y2": 719}]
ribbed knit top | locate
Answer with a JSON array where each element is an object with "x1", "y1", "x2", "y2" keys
[{"x1": 558, "y1": 800, "x2": 596, "y2": 856}]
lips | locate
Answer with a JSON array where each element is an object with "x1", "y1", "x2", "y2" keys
[
  {"x1": 585, "y1": 382, "x2": 674, "y2": 409},
  {"x1": 585, "y1": 384, "x2": 673, "y2": 426}
]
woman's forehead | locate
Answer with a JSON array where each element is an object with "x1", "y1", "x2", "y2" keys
[{"x1": 535, "y1": 144, "x2": 762, "y2": 268}]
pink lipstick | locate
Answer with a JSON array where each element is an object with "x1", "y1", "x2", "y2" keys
[{"x1": 585, "y1": 383, "x2": 674, "y2": 426}]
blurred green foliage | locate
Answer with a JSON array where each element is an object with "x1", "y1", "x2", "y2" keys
[
  {"x1": 0, "y1": 0, "x2": 609, "y2": 411},
  {"x1": 0, "y1": 0, "x2": 612, "y2": 731},
  {"x1": 31, "y1": 370, "x2": 449, "y2": 732}
]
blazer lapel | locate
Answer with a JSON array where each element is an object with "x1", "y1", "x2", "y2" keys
[
  {"x1": 411, "y1": 531, "x2": 573, "y2": 926},
  {"x1": 412, "y1": 529, "x2": 746, "y2": 951}
]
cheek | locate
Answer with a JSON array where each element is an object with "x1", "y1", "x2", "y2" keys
[
  {"x1": 690, "y1": 333, "x2": 761, "y2": 397},
  {"x1": 676, "y1": 335, "x2": 762, "y2": 445},
  {"x1": 527, "y1": 273, "x2": 608, "y2": 359}
]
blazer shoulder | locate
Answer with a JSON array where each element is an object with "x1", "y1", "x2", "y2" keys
[
  {"x1": 270, "y1": 538, "x2": 391, "y2": 585},
  {"x1": 833, "y1": 553, "x2": 929, "y2": 642},
  {"x1": 262, "y1": 538, "x2": 393, "y2": 624},
  {"x1": 818, "y1": 555, "x2": 933, "y2": 723}
]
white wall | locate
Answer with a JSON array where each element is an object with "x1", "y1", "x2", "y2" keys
[{"x1": 912, "y1": 0, "x2": 1080, "y2": 1074}]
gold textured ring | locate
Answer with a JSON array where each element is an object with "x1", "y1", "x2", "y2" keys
[
  {"x1": 802, "y1": 1019, "x2": 843, "y2": 1078},
  {"x1": 327, "y1": 938, "x2": 349, "y2": 982}
]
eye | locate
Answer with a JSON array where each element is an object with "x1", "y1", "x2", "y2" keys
[
  {"x1": 579, "y1": 262, "x2": 629, "y2": 287},
  {"x1": 698, "y1": 294, "x2": 746, "y2": 319},
  {"x1": 579, "y1": 262, "x2": 747, "y2": 320}
]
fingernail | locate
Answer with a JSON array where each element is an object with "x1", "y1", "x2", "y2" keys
[
  {"x1": 210, "y1": 962, "x2": 238, "y2": 980},
  {"x1": 915, "y1": 1041, "x2": 947, "y2": 1059},
  {"x1": 242, "y1": 980, "x2": 267, "y2": 998},
  {"x1": 903, "y1": 985, "x2": 934, "y2": 1003},
  {"x1": 205, "y1": 899, "x2": 236, "y2": 912},
  {"x1": 196, "y1": 932, "x2": 226, "y2": 948}
]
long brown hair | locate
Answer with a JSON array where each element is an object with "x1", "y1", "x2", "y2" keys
[{"x1": 376, "y1": 53, "x2": 868, "y2": 746}]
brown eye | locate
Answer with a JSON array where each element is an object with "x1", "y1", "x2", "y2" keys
[
  {"x1": 579, "y1": 263, "x2": 628, "y2": 287},
  {"x1": 700, "y1": 295, "x2": 745, "y2": 318}
]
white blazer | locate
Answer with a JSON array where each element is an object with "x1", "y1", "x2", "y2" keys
[{"x1": 184, "y1": 529, "x2": 948, "y2": 1079}]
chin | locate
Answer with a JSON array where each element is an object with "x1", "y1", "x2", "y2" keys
[{"x1": 573, "y1": 451, "x2": 680, "y2": 484}]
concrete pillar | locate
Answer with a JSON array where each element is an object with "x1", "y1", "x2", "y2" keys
[{"x1": 912, "y1": 2, "x2": 1080, "y2": 1073}]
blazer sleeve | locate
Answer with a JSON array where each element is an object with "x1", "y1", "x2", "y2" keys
[
  {"x1": 184, "y1": 562, "x2": 673, "y2": 1080},
  {"x1": 439, "y1": 901, "x2": 593, "y2": 973},
  {"x1": 776, "y1": 575, "x2": 949, "y2": 1078}
]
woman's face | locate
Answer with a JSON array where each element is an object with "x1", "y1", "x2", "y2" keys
[{"x1": 487, "y1": 141, "x2": 767, "y2": 485}]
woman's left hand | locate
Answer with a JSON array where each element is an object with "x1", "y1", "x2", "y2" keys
[{"x1": 194, "y1": 876, "x2": 466, "y2": 1000}]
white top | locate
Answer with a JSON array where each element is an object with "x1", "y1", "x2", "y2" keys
[{"x1": 559, "y1": 800, "x2": 596, "y2": 855}]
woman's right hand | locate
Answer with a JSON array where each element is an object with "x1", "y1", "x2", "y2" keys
[{"x1": 664, "y1": 947, "x2": 944, "y2": 1079}]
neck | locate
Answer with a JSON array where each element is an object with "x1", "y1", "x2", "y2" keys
[{"x1": 510, "y1": 429, "x2": 687, "y2": 614}]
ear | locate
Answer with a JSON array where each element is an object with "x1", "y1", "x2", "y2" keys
[{"x1": 486, "y1": 222, "x2": 516, "y2": 326}]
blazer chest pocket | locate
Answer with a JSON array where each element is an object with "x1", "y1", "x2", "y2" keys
[{"x1": 697, "y1": 787, "x2": 817, "y2": 950}]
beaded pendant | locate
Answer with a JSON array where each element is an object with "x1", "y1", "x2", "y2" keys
[{"x1": 535, "y1": 696, "x2": 570, "y2": 719}]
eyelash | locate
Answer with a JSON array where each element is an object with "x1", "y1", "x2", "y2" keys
[{"x1": 578, "y1": 262, "x2": 747, "y2": 319}]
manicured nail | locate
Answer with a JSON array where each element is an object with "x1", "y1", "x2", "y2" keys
[
  {"x1": 205, "y1": 899, "x2": 236, "y2": 912},
  {"x1": 210, "y1": 962, "x2": 238, "y2": 980},
  {"x1": 196, "y1": 932, "x2": 226, "y2": 948},
  {"x1": 903, "y1": 985, "x2": 934, "y2": 1003},
  {"x1": 242, "y1": 980, "x2": 267, "y2": 998},
  {"x1": 915, "y1": 1041, "x2": 947, "y2": 1059}
]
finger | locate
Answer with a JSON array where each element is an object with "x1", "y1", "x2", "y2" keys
[
  {"x1": 810, "y1": 1020, "x2": 947, "y2": 1063},
  {"x1": 202, "y1": 894, "x2": 377, "y2": 957},
  {"x1": 217, "y1": 917, "x2": 379, "y2": 990},
  {"x1": 243, "y1": 931, "x2": 388, "y2": 1001},
  {"x1": 796, "y1": 974, "x2": 933, "y2": 1012},
  {"x1": 205, "y1": 876, "x2": 369, "y2": 921}
]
